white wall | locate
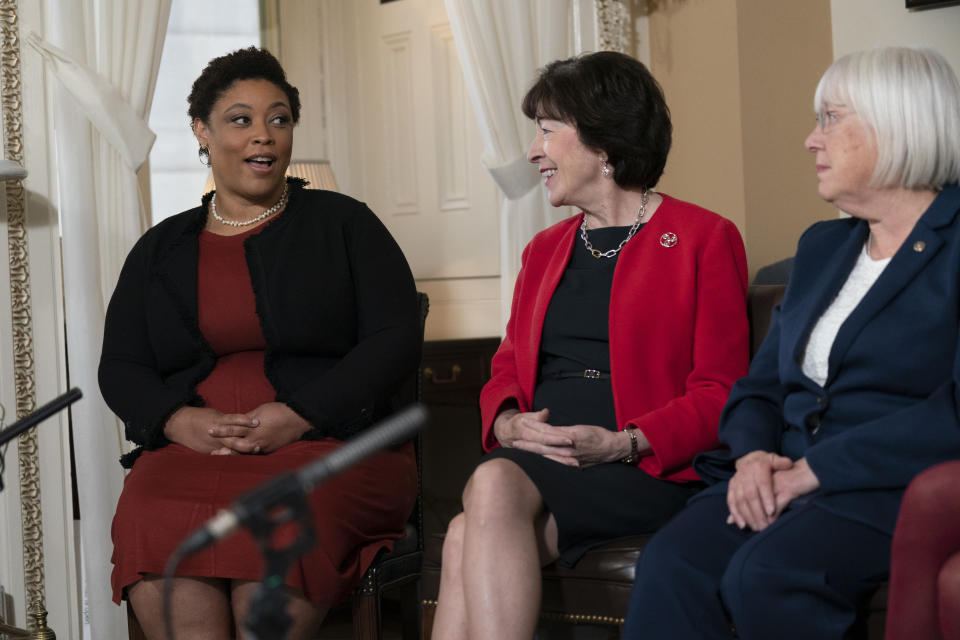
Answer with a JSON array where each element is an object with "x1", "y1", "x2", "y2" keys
[{"x1": 830, "y1": 0, "x2": 960, "y2": 71}]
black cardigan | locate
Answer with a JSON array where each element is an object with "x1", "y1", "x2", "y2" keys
[{"x1": 99, "y1": 180, "x2": 421, "y2": 467}]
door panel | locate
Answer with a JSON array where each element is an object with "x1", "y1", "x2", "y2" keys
[{"x1": 354, "y1": 0, "x2": 500, "y2": 280}]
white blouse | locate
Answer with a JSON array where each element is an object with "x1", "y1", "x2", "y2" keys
[{"x1": 801, "y1": 243, "x2": 891, "y2": 387}]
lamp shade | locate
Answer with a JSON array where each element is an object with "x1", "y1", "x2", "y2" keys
[
  {"x1": 287, "y1": 160, "x2": 339, "y2": 191},
  {"x1": 203, "y1": 159, "x2": 339, "y2": 194}
]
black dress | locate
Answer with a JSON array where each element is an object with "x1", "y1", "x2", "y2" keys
[{"x1": 483, "y1": 225, "x2": 703, "y2": 566}]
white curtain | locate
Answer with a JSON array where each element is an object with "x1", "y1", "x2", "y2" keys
[
  {"x1": 444, "y1": 0, "x2": 587, "y2": 328},
  {"x1": 34, "y1": 1, "x2": 170, "y2": 637}
]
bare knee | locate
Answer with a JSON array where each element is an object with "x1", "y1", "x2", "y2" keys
[
  {"x1": 442, "y1": 513, "x2": 466, "y2": 570},
  {"x1": 462, "y1": 458, "x2": 541, "y2": 521}
]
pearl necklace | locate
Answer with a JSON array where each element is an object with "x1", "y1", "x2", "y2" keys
[
  {"x1": 211, "y1": 183, "x2": 289, "y2": 227},
  {"x1": 580, "y1": 190, "x2": 649, "y2": 258}
]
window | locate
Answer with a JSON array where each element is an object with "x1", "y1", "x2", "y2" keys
[{"x1": 148, "y1": 0, "x2": 260, "y2": 223}]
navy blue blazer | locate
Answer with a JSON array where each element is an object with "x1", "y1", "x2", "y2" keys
[{"x1": 695, "y1": 185, "x2": 960, "y2": 535}]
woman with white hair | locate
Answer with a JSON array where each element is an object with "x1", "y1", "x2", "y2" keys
[{"x1": 623, "y1": 45, "x2": 960, "y2": 639}]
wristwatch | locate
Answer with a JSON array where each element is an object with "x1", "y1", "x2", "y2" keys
[{"x1": 621, "y1": 427, "x2": 639, "y2": 465}]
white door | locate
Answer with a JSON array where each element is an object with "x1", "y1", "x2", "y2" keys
[
  {"x1": 354, "y1": 0, "x2": 500, "y2": 279},
  {"x1": 323, "y1": 0, "x2": 503, "y2": 339}
]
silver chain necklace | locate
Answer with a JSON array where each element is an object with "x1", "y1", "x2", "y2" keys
[
  {"x1": 580, "y1": 189, "x2": 648, "y2": 259},
  {"x1": 211, "y1": 182, "x2": 289, "y2": 227}
]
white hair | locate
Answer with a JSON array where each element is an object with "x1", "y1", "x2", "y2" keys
[{"x1": 814, "y1": 46, "x2": 960, "y2": 190}]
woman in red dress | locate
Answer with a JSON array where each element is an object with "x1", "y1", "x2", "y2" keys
[{"x1": 100, "y1": 47, "x2": 421, "y2": 638}]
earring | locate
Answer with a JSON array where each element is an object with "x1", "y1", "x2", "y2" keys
[
  {"x1": 198, "y1": 145, "x2": 210, "y2": 167},
  {"x1": 601, "y1": 159, "x2": 612, "y2": 177}
]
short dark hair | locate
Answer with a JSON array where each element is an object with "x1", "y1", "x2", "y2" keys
[
  {"x1": 522, "y1": 51, "x2": 671, "y2": 189},
  {"x1": 187, "y1": 47, "x2": 301, "y2": 126}
]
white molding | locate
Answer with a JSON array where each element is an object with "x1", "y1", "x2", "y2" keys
[
  {"x1": 430, "y1": 22, "x2": 470, "y2": 212},
  {"x1": 380, "y1": 29, "x2": 419, "y2": 216}
]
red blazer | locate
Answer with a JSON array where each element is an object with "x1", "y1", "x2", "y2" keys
[{"x1": 480, "y1": 194, "x2": 750, "y2": 482}]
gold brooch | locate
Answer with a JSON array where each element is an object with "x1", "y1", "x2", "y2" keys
[{"x1": 659, "y1": 232, "x2": 678, "y2": 248}]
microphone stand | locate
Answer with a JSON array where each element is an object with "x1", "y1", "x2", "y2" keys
[
  {"x1": 164, "y1": 403, "x2": 428, "y2": 640},
  {"x1": 238, "y1": 471, "x2": 317, "y2": 640}
]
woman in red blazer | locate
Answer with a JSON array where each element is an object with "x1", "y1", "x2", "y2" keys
[{"x1": 431, "y1": 51, "x2": 749, "y2": 640}]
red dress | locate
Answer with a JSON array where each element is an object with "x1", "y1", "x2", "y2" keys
[{"x1": 110, "y1": 222, "x2": 417, "y2": 606}]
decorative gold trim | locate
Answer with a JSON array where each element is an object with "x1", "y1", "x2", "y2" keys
[
  {"x1": 539, "y1": 611, "x2": 625, "y2": 626},
  {"x1": 421, "y1": 599, "x2": 624, "y2": 627},
  {"x1": 1, "y1": 1, "x2": 50, "y2": 636},
  {"x1": 596, "y1": 0, "x2": 631, "y2": 53}
]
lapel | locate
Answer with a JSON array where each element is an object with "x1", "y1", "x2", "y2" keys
[
  {"x1": 790, "y1": 222, "x2": 867, "y2": 369},
  {"x1": 825, "y1": 187, "x2": 960, "y2": 385}
]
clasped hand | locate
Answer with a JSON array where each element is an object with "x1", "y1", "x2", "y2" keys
[
  {"x1": 725, "y1": 450, "x2": 820, "y2": 531},
  {"x1": 163, "y1": 403, "x2": 312, "y2": 456},
  {"x1": 493, "y1": 408, "x2": 637, "y2": 468}
]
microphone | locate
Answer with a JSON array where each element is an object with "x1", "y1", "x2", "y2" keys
[
  {"x1": 0, "y1": 388, "x2": 83, "y2": 492},
  {"x1": 176, "y1": 402, "x2": 428, "y2": 555},
  {"x1": 0, "y1": 387, "x2": 83, "y2": 447}
]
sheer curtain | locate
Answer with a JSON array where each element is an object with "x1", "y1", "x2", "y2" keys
[
  {"x1": 443, "y1": 0, "x2": 587, "y2": 327},
  {"x1": 34, "y1": 1, "x2": 170, "y2": 636}
]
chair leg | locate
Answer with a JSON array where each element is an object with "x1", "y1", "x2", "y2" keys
[
  {"x1": 353, "y1": 591, "x2": 380, "y2": 640},
  {"x1": 421, "y1": 604, "x2": 436, "y2": 640},
  {"x1": 399, "y1": 581, "x2": 422, "y2": 640}
]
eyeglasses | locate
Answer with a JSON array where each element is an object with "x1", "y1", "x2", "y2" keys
[{"x1": 815, "y1": 108, "x2": 853, "y2": 132}]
